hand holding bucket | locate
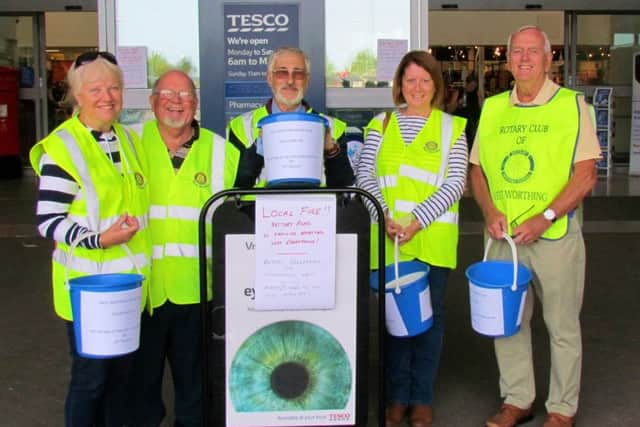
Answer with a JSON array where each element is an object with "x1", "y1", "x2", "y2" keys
[
  {"x1": 466, "y1": 233, "x2": 532, "y2": 337},
  {"x1": 66, "y1": 232, "x2": 144, "y2": 359}
]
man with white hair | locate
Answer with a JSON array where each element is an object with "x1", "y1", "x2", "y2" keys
[
  {"x1": 227, "y1": 46, "x2": 353, "y2": 187},
  {"x1": 469, "y1": 26, "x2": 600, "y2": 427}
]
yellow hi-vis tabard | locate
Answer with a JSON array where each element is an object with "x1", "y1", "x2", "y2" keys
[
  {"x1": 365, "y1": 109, "x2": 466, "y2": 269},
  {"x1": 477, "y1": 88, "x2": 580, "y2": 239},
  {"x1": 29, "y1": 115, "x2": 152, "y2": 320},
  {"x1": 142, "y1": 120, "x2": 232, "y2": 307}
]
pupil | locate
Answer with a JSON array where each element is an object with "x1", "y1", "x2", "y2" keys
[{"x1": 270, "y1": 362, "x2": 309, "y2": 399}]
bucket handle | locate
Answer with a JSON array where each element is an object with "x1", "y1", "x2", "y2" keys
[
  {"x1": 392, "y1": 234, "x2": 401, "y2": 294},
  {"x1": 483, "y1": 232, "x2": 520, "y2": 292},
  {"x1": 64, "y1": 232, "x2": 142, "y2": 290}
]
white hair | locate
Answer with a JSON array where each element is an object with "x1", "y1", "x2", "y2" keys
[{"x1": 507, "y1": 25, "x2": 551, "y2": 54}]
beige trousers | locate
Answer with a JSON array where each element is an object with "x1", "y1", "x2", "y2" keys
[{"x1": 487, "y1": 216, "x2": 585, "y2": 417}]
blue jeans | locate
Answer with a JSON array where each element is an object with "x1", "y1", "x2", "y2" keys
[
  {"x1": 385, "y1": 265, "x2": 450, "y2": 406},
  {"x1": 128, "y1": 302, "x2": 203, "y2": 427},
  {"x1": 64, "y1": 322, "x2": 135, "y2": 427}
]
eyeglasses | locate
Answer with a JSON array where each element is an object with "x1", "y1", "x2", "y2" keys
[
  {"x1": 272, "y1": 68, "x2": 307, "y2": 81},
  {"x1": 74, "y1": 51, "x2": 118, "y2": 68},
  {"x1": 153, "y1": 89, "x2": 195, "y2": 101}
]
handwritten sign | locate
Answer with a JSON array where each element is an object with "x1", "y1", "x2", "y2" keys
[{"x1": 255, "y1": 194, "x2": 336, "y2": 310}]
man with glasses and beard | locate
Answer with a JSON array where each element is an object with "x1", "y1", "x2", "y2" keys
[
  {"x1": 227, "y1": 46, "x2": 353, "y2": 188},
  {"x1": 128, "y1": 69, "x2": 237, "y2": 427}
]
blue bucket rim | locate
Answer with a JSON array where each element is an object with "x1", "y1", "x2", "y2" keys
[
  {"x1": 465, "y1": 260, "x2": 531, "y2": 289},
  {"x1": 370, "y1": 260, "x2": 430, "y2": 292},
  {"x1": 69, "y1": 273, "x2": 144, "y2": 289},
  {"x1": 257, "y1": 112, "x2": 329, "y2": 127}
]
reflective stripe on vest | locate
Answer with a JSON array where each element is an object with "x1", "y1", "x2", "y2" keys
[
  {"x1": 152, "y1": 243, "x2": 212, "y2": 259},
  {"x1": 53, "y1": 248, "x2": 148, "y2": 275},
  {"x1": 394, "y1": 199, "x2": 459, "y2": 225}
]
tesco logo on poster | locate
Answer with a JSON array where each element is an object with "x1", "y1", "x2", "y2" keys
[{"x1": 226, "y1": 14, "x2": 289, "y2": 32}]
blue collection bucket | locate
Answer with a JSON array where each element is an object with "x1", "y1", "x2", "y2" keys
[
  {"x1": 257, "y1": 112, "x2": 328, "y2": 188},
  {"x1": 370, "y1": 237, "x2": 433, "y2": 337},
  {"x1": 66, "y1": 237, "x2": 144, "y2": 359},
  {"x1": 465, "y1": 234, "x2": 532, "y2": 338}
]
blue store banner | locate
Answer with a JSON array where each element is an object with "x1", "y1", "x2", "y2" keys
[{"x1": 224, "y1": 3, "x2": 300, "y2": 122}]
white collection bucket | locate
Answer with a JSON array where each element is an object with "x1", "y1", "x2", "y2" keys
[
  {"x1": 66, "y1": 234, "x2": 143, "y2": 359},
  {"x1": 370, "y1": 236, "x2": 433, "y2": 337},
  {"x1": 258, "y1": 112, "x2": 328, "y2": 187},
  {"x1": 465, "y1": 234, "x2": 532, "y2": 338}
]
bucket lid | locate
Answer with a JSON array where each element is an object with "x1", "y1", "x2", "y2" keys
[{"x1": 257, "y1": 112, "x2": 329, "y2": 128}]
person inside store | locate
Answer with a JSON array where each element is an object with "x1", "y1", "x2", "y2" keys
[
  {"x1": 29, "y1": 51, "x2": 151, "y2": 427},
  {"x1": 469, "y1": 25, "x2": 600, "y2": 427},
  {"x1": 356, "y1": 50, "x2": 468, "y2": 427},
  {"x1": 446, "y1": 73, "x2": 481, "y2": 151},
  {"x1": 127, "y1": 69, "x2": 237, "y2": 427},
  {"x1": 227, "y1": 46, "x2": 353, "y2": 188}
]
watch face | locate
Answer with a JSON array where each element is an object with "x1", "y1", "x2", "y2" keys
[{"x1": 544, "y1": 209, "x2": 556, "y2": 221}]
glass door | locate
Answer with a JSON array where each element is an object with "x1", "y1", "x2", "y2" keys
[{"x1": 0, "y1": 14, "x2": 47, "y2": 164}]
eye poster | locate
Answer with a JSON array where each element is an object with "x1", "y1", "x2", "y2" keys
[{"x1": 225, "y1": 234, "x2": 357, "y2": 426}]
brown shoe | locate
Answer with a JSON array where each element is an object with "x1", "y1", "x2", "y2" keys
[
  {"x1": 543, "y1": 412, "x2": 575, "y2": 427},
  {"x1": 410, "y1": 404, "x2": 433, "y2": 427},
  {"x1": 486, "y1": 404, "x2": 534, "y2": 427},
  {"x1": 386, "y1": 403, "x2": 407, "y2": 427}
]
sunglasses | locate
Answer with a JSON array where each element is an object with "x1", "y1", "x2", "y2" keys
[
  {"x1": 272, "y1": 68, "x2": 307, "y2": 81},
  {"x1": 74, "y1": 51, "x2": 118, "y2": 68}
]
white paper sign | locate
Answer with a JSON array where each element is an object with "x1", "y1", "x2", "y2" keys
[
  {"x1": 468, "y1": 282, "x2": 505, "y2": 336},
  {"x1": 255, "y1": 195, "x2": 337, "y2": 310},
  {"x1": 79, "y1": 286, "x2": 141, "y2": 356},
  {"x1": 225, "y1": 234, "x2": 357, "y2": 426},
  {"x1": 117, "y1": 46, "x2": 149, "y2": 89},
  {"x1": 630, "y1": 52, "x2": 640, "y2": 175},
  {"x1": 376, "y1": 39, "x2": 408, "y2": 82}
]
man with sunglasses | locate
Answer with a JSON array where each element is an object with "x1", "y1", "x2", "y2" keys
[
  {"x1": 227, "y1": 46, "x2": 353, "y2": 188},
  {"x1": 469, "y1": 26, "x2": 600, "y2": 427},
  {"x1": 128, "y1": 69, "x2": 237, "y2": 427}
]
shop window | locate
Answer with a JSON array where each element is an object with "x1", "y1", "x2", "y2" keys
[
  {"x1": 116, "y1": 0, "x2": 199, "y2": 88},
  {"x1": 325, "y1": 0, "x2": 410, "y2": 88}
]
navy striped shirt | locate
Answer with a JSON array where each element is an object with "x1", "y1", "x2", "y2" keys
[
  {"x1": 356, "y1": 112, "x2": 468, "y2": 227},
  {"x1": 36, "y1": 129, "x2": 122, "y2": 249}
]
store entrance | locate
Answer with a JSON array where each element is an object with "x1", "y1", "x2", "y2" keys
[{"x1": 0, "y1": 14, "x2": 47, "y2": 171}]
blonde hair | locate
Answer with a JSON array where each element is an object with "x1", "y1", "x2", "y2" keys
[{"x1": 64, "y1": 57, "x2": 124, "y2": 112}]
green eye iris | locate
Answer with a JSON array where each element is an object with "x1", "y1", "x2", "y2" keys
[{"x1": 229, "y1": 320, "x2": 352, "y2": 412}]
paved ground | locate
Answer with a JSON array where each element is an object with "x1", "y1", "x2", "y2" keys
[{"x1": 1, "y1": 175, "x2": 639, "y2": 426}]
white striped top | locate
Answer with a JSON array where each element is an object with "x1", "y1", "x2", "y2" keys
[
  {"x1": 36, "y1": 130, "x2": 122, "y2": 249},
  {"x1": 356, "y1": 112, "x2": 468, "y2": 227}
]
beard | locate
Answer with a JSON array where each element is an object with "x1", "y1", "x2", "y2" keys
[
  {"x1": 160, "y1": 116, "x2": 189, "y2": 129},
  {"x1": 273, "y1": 85, "x2": 304, "y2": 108}
]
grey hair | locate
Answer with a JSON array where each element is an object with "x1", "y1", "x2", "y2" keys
[
  {"x1": 267, "y1": 46, "x2": 311, "y2": 75},
  {"x1": 507, "y1": 25, "x2": 551, "y2": 54},
  {"x1": 64, "y1": 56, "x2": 123, "y2": 111},
  {"x1": 151, "y1": 69, "x2": 198, "y2": 101}
]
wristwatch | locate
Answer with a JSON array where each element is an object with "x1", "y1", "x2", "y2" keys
[{"x1": 543, "y1": 208, "x2": 557, "y2": 223}]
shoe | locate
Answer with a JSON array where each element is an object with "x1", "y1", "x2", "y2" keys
[
  {"x1": 410, "y1": 404, "x2": 433, "y2": 427},
  {"x1": 543, "y1": 412, "x2": 575, "y2": 427},
  {"x1": 386, "y1": 403, "x2": 407, "y2": 427},
  {"x1": 486, "y1": 403, "x2": 534, "y2": 427}
]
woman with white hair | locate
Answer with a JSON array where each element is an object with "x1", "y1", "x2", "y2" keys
[{"x1": 29, "y1": 51, "x2": 151, "y2": 426}]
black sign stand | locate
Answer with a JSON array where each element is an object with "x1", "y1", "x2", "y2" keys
[{"x1": 198, "y1": 188, "x2": 386, "y2": 427}]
